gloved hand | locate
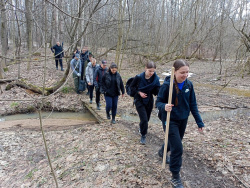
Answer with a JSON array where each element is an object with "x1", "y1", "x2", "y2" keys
[{"x1": 77, "y1": 73, "x2": 81, "y2": 77}]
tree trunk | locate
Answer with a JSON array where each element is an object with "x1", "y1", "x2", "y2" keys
[
  {"x1": 0, "y1": 0, "x2": 8, "y2": 79},
  {"x1": 25, "y1": 0, "x2": 33, "y2": 71}
]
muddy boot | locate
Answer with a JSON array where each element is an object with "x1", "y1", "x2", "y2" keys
[{"x1": 171, "y1": 173, "x2": 183, "y2": 188}]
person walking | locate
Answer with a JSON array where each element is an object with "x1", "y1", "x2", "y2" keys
[
  {"x1": 130, "y1": 61, "x2": 160, "y2": 145},
  {"x1": 94, "y1": 60, "x2": 108, "y2": 110},
  {"x1": 51, "y1": 41, "x2": 64, "y2": 71},
  {"x1": 80, "y1": 46, "x2": 92, "y2": 95},
  {"x1": 101, "y1": 62, "x2": 125, "y2": 124},
  {"x1": 70, "y1": 54, "x2": 82, "y2": 94},
  {"x1": 156, "y1": 59, "x2": 204, "y2": 188},
  {"x1": 85, "y1": 56, "x2": 99, "y2": 103}
]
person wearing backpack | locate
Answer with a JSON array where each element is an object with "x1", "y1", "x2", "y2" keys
[
  {"x1": 94, "y1": 60, "x2": 108, "y2": 110},
  {"x1": 129, "y1": 61, "x2": 160, "y2": 145},
  {"x1": 101, "y1": 62, "x2": 125, "y2": 124},
  {"x1": 156, "y1": 59, "x2": 204, "y2": 188}
]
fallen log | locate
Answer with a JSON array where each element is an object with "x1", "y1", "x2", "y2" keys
[{"x1": 0, "y1": 79, "x2": 17, "y2": 83}]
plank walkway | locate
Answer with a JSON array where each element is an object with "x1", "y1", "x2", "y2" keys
[{"x1": 81, "y1": 99, "x2": 120, "y2": 124}]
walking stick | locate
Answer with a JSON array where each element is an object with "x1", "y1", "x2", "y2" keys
[{"x1": 162, "y1": 67, "x2": 175, "y2": 169}]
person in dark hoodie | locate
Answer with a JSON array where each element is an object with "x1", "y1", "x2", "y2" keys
[
  {"x1": 51, "y1": 42, "x2": 64, "y2": 71},
  {"x1": 130, "y1": 61, "x2": 160, "y2": 145},
  {"x1": 94, "y1": 60, "x2": 108, "y2": 110},
  {"x1": 156, "y1": 59, "x2": 204, "y2": 188},
  {"x1": 101, "y1": 62, "x2": 125, "y2": 124}
]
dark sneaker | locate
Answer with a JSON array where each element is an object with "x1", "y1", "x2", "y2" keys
[
  {"x1": 61, "y1": 68, "x2": 64, "y2": 71},
  {"x1": 86, "y1": 91, "x2": 89, "y2": 95},
  {"x1": 111, "y1": 119, "x2": 116, "y2": 124},
  {"x1": 158, "y1": 148, "x2": 170, "y2": 164},
  {"x1": 106, "y1": 112, "x2": 111, "y2": 119},
  {"x1": 56, "y1": 67, "x2": 58, "y2": 70},
  {"x1": 97, "y1": 104, "x2": 101, "y2": 110},
  {"x1": 99, "y1": 103, "x2": 102, "y2": 107},
  {"x1": 90, "y1": 100, "x2": 92, "y2": 104},
  {"x1": 140, "y1": 136, "x2": 146, "y2": 145},
  {"x1": 171, "y1": 178, "x2": 184, "y2": 188}
]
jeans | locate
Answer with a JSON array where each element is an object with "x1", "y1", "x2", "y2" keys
[{"x1": 105, "y1": 96, "x2": 118, "y2": 119}]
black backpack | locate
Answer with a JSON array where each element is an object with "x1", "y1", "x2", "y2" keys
[{"x1": 125, "y1": 77, "x2": 135, "y2": 97}]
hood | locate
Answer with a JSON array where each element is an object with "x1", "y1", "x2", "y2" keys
[{"x1": 163, "y1": 76, "x2": 171, "y2": 85}]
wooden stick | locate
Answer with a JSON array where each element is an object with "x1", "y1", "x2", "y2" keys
[{"x1": 162, "y1": 67, "x2": 175, "y2": 169}]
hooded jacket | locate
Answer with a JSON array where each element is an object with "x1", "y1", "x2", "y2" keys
[
  {"x1": 85, "y1": 62, "x2": 99, "y2": 85},
  {"x1": 156, "y1": 76, "x2": 204, "y2": 128},
  {"x1": 70, "y1": 58, "x2": 82, "y2": 76}
]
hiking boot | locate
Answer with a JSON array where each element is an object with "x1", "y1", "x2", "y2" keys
[
  {"x1": 86, "y1": 91, "x2": 89, "y2": 95},
  {"x1": 56, "y1": 67, "x2": 58, "y2": 70},
  {"x1": 61, "y1": 68, "x2": 64, "y2": 71},
  {"x1": 140, "y1": 135, "x2": 146, "y2": 145},
  {"x1": 158, "y1": 149, "x2": 170, "y2": 164},
  {"x1": 171, "y1": 178, "x2": 184, "y2": 188},
  {"x1": 106, "y1": 112, "x2": 111, "y2": 119},
  {"x1": 97, "y1": 105, "x2": 101, "y2": 110},
  {"x1": 90, "y1": 99, "x2": 92, "y2": 104},
  {"x1": 99, "y1": 103, "x2": 102, "y2": 107},
  {"x1": 111, "y1": 119, "x2": 116, "y2": 124}
]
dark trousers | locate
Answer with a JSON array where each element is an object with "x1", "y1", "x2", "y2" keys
[
  {"x1": 96, "y1": 88, "x2": 101, "y2": 104},
  {"x1": 105, "y1": 96, "x2": 118, "y2": 119},
  {"x1": 135, "y1": 99, "x2": 153, "y2": 136},
  {"x1": 55, "y1": 58, "x2": 63, "y2": 69},
  {"x1": 160, "y1": 119, "x2": 188, "y2": 174},
  {"x1": 89, "y1": 85, "x2": 94, "y2": 100}
]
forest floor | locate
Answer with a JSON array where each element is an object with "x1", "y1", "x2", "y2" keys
[{"x1": 0, "y1": 52, "x2": 250, "y2": 188}]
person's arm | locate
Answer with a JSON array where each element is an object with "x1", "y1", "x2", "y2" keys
[
  {"x1": 93, "y1": 69, "x2": 98, "y2": 88},
  {"x1": 130, "y1": 75, "x2": 140, "y2": 97},
  {"x1": 51, "y1": 46, "x2": 55, "y2": 53},
  {"x1": 70, "y1": 60, "x2": 80, "y2": 75},
  {"x1": 100, "y1": 74, "x2": 107, "y2": 94},
  {"x1": 79, "y1": 60, "x2": 82, "y2": 75},
  {"x1": 189, "y1": 83, "x2": 205, "y2": 128},
  {"x1": 156, "y1": 84, "x2": 169, "y2": 113},
  {"x1": 120, "y1": 76, "x2": 125, "y2": 95},
  {"x1": 85, "y1": 66, "x2": 90, "y2": 83}
]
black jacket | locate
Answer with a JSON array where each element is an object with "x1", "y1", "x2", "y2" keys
[
  {"x1": 130, "y1": 73, "x2": 160, "y2": 104},
  {"x1": 51, "y1": 45, "x2": 63, "y2": 58},
  {"x1": 94, "y1": 66, "x2": 108, "y2": 89},
  {"x1": 101, "y1": 70, "x2": 125, "y2": 97},
  {"x1": 156, "y1": 76, "x2": 204, "y2": 128}
]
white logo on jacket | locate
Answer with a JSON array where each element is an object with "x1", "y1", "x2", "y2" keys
[{"x1": 185, "y1": 89, "x2": 189, "y2": 93}]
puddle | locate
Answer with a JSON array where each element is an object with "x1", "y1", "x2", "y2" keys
[
  {"x1": 121, "y1": 108, "x2": 250, "y2": 124},
  {"x1": 0, "y1": 111, "x2": 96, "y2": 122},
  {"x1": 0, "y1": 111, "x2": 97, "y2": 130}
]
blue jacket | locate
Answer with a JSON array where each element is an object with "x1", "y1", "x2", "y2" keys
[{"x1": 156, "y1": 76, "x2": 204, "y2": 128}]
